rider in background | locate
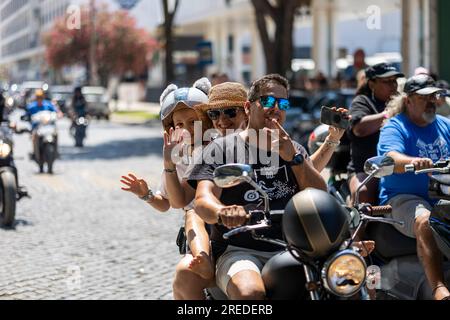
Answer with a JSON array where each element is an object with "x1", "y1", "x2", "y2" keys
[
  {"x1": 26, "y1": 89, "x2": 58, "y2": 161},
  {"x1": 347, "y1": 63, "x2": 404, "y2": 205},
  {"x1": 379, "y1": 74, "x2": 450, "y2": 300},
  {"x1": 70, "y1": 87, "x2": 88, "y2": 118}
]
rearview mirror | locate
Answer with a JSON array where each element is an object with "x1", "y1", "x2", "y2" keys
[
  {"x1": 213, "y1": 164, "x2": 253, "y2": 189},
  {"x1": 364, "y1": 156, "x2": 395, "y2": 178}
]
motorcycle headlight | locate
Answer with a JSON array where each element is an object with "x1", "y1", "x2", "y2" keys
[
  {"x1": 6, "y1": 97, "x2": 14, "y2": 107},
  {"x1": 321, "y1": 249, "x2": 367, "y2": 297},
  {"x1": 0, "y1": 143, "x2": 12, "y2": 158}
]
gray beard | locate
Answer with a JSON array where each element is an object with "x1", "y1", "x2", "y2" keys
[{"x1": 422, "y1": 112, "x2": 436, "y2": 124}]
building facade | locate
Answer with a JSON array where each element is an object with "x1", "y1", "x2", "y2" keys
[{"x1": 0, "y1": 0, "x2": 77, "y2": 82}]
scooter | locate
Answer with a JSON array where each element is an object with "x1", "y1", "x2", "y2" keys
[
  {"x1": 28, "y1": 110, "x2": 58, "y2": 174},
  {"x1": 361, "y1": 159, "x2": 450, "y2": 300},
  {"x1": 71, "y1": 116, "x2": 88, "y2": 148},
  {"x1": 205, "y1": 158, "x2": 400, "y2": 300}
]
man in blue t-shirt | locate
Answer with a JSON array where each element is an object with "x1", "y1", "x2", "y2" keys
[
  {"x1": 378, "y1": 74, "x2": 450, "y2": 300},
  {"x1": 26, "y1": 89, "x2": 58, "y2": 163}
]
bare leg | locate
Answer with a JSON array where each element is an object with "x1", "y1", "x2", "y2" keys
[
  {"x1": 172, "y1": 255, "x2": 215, "y2": 300},
  {"x1": 226, "y1": 270, "x2": 266, "y2": 300},
  {"x1": 185, "y1": 210, "x2": 214, "y2": 280},
  {"x1": 414, "y1": 212, "x2": 450, "y2": 300}
]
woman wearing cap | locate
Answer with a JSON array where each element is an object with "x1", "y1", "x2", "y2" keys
[
  {"x1": 120, "y1": 78, "x2": 216, "y2": 300},
  {"x1": 347, "y1": 62, "x2": 404, "y2": 205},
  {"x1": 172, "y1": 82, "x2": 251, "y2": 299}
]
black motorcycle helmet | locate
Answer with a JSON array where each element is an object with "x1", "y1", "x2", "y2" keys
[{"x1": 283, "y1": 188, "x2": 350, "y2": 259}]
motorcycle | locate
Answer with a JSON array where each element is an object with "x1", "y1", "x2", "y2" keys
[
  {"x1": 360, "y1": 158, "x2": 450, "y2": 300},
  {"x1": 71, "y1": 116, "x2": 88, "y2": 148},
  {"x1": 27, "y1": 110, "x2": 58, "y2": 174},
  {"x1": 205, "y1": 159, "x2": 399, "y2": 300},
  {"x1": 0, "y1": 122, "x2": 29, "y2": 226}
]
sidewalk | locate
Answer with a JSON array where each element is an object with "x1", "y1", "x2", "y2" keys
[
  {"x1": 109, "y1": 100, "x2": 160, "y2": 113},
  {"x1": 109, "y1": 100, "x2": 161, "y2": 125}
]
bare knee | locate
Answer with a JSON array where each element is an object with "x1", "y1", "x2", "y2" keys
[
  {"x1": 173, "y1": 256, "x2": 210, "y2": 300},
  {"x1": 414, "y1": 213, "x2": 431, "y2": 238},
  {"x1": 227, "y1": 272, "x2": 266, "y2": 300}
]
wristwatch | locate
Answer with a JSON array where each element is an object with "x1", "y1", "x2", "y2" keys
[
  {"x1": 288, "y1": 153, "x2": 305, "y2": 166},
  {"x1": 140, "y1": 189, "x2": 155, "y2": 202}
]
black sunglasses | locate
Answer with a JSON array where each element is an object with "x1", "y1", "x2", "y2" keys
[
  {"x1": 258, "y1": 95, "x2": 290, "y2": 110},
  {"x1": 207, "y1": 108, "x2": 242, "y2": 121}
]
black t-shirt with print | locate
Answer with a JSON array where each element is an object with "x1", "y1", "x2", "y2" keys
[
  {"x1": 188, "y1": 132, "x2": 309, "y2": 255},
  {"x1": 347, "y1": 94, "x2": 387, "y2": 173}
]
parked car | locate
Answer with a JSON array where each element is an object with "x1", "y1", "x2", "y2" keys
[
  {"x1": 82, "y1": 86, "x2": 110, "y2": 120},
  {"x1": 285, "y1": 88, "x2": 356, "y2": 147}
]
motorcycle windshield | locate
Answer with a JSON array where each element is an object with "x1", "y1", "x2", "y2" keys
[
  {"x1": 31, "y1": 111, "x2": 57, "y2": 124},
  {"x1": 38, "y1": 125, "x2": 57, "y2": 137}
]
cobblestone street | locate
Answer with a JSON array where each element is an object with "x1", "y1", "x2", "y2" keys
[{"x1": 0, "y1": 118, "x2": 182, "y2": 300}]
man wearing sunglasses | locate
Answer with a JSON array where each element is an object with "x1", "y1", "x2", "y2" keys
[
  {"x1": 189, "y1": 74, "x2": 326, "y2": 300},
  {"x1": 378, "y1": 74, "x2": 450, "y2": 300}
]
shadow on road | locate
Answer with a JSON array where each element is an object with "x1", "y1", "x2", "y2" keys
[
  {"x1": 0, "y1": 218, "x2": 34, "y2": 231},
  {"x1": 58, "y1": 137, "x2": 163, "y2": 161}
]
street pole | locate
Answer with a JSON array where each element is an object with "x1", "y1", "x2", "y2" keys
[{"x1": 90, "y1": 0, "x2": 99, "y2": 86}]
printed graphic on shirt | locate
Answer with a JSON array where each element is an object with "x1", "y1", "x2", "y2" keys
[
  {"x1": 242, "y1": 165, "x2": 297, "y2": 203},
  {"x1": 417, "y1": 137, "x2": 449, "y2": 162}
]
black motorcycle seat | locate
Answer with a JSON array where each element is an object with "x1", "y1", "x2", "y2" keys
[{"x1": 365, "y1": 222, "x2": 417, "y2": 260}]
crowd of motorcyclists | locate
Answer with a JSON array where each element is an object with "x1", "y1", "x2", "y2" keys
[
  {"x1": 0, "y1": 86, "x2": 90, "y2": 226},
  {"x1": 120, "y1": 63, "x2": 450, "y2": 300}
]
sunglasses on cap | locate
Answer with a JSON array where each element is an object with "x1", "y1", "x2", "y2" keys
[
  {"x1": 207, "y1": 107, "x2": 243, "y2": 121},
  {"x1": 258, "y1": 95, "x2": 290, "y2": 110}
]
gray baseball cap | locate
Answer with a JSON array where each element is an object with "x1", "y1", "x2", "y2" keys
[{"x1": 404, "y1": 74, "x2": 446, "y2": 96}]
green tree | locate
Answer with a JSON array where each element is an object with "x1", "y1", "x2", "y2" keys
[{"x1": 44, "y1": 5, "x2": 157, "y2": 86}]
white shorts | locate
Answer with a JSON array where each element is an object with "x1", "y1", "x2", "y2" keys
[
  {"x1": 387, "y1": 194, "x2": 432, "y2": 238},
  {"x1": 215, "y1": 245, "x2": 282, "y2": 294}
]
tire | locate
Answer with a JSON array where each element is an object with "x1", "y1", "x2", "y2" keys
[
  {"x1": 44, "y1": 144, "x2": 56, "y2": 174},
  {"x1": 75, "y1": 126, "x2": 85, "y2": 147},
  {"x1": 0, "y1": 170, "x2": 17, "y2": 227}
]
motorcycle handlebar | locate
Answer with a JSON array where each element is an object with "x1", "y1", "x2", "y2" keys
[
  {"x1": 370, "y1": 205, "x2": 392, "y2": 216},
  {"x1": 404, "y1": 160, "x2": 450, "y2": 174}
]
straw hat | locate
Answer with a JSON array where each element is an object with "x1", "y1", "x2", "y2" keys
[{"x1": 194, "y1": 82, "x2": 248, "y2": 129}]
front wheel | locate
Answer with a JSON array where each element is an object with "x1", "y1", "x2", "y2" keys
[
  {"x1": 44, "y1": 144, "x2": 56, "y2": 174},
  {"x1": 0, "y1": 170, "x2": 17, "y2": 227}
]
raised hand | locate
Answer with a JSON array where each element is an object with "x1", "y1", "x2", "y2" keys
[
  {"x1": 163, "y1": 127, "x2": 185, "y2": 167},
  {"x1": 266, "y1": 119, "x2": 297, "y2": 162},
  {"x1": 120, "y1": 173, "x2": 149, "y2": 198},
  {"x1": 327, "y1": 107, "x2": 351, "y2": 142}
]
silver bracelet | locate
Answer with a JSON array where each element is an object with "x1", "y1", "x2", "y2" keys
[
  {"x1": 324, "y1": 139, "x2": 340, "y2": 147},
  {"x1": 140, "y1": 189, "x2": 155, "y2": 202}
]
